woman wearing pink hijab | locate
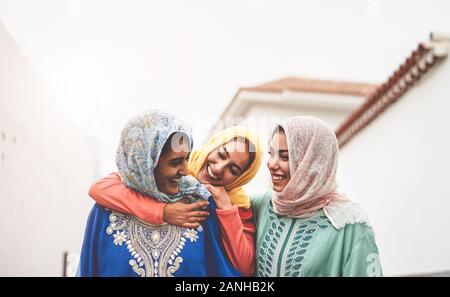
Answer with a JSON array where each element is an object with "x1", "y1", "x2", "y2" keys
[{"x1": 251, "y1": 116, "x2": 383, "y2": 276}]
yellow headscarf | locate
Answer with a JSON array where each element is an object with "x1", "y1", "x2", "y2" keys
[{"x1": 188, "y1": 126, "x2": 263, "y2": 209}]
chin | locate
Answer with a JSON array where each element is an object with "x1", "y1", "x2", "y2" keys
[
  {"x1": 165, "y1": 187, "x2": 180, "y2": 195},
  {"x1": 196, "y1": 174, "x2": 207, "y2": 184},
  {"x1": 272, "y1": 185, "x2": 285, "y2": 192}
]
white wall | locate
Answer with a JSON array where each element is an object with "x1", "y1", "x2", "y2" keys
[
  {"x1": 0, "y1": 25, "x2": 99, "y2": 276},
  {"x1": 337, "y1": 57, "x2": 450, "y2": 276}
]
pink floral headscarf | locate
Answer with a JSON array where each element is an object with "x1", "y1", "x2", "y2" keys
[{"x1": 271, "y1": 116, "x2": 369, "y2": 229}]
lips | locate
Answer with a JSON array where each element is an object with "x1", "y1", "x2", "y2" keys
[
  {"x1": 169, "y1": 177, "x2": 181, "y2": 186},
  {"x1": 270, "y1": 172, "x2": 287, "y2": 183},
  {"x1": 206, "y1": 163, "x2": 219, "y2": 180}
]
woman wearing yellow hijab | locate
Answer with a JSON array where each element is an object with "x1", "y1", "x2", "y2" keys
[{"x1": 88, "y1": 126, "x2": 263, "y2": 276}]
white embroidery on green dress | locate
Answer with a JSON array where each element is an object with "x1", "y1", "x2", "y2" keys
[
  {"x1": 257, "y1": 203, "x2": 331, "y2": 277},
  {"x1": 106, "y1": 210, "x2": 202, "y2": 277}
]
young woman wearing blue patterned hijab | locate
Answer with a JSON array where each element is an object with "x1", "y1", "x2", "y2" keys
[{"x1": 77, "y1": 110, "x2": 240, "y2": 277}]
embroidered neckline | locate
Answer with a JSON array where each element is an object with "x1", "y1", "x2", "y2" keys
[{"x1": 106, "y1": 210, "x2": 203, "y2": 277}]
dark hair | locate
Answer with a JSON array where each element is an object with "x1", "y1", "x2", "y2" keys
[{"x1": 233, "y1": 137, "x2": 256, "y2": 172}]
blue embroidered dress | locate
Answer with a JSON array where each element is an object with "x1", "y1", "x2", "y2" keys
[{"x1": 79, "y1": 197, "x2": 239, "y2": 277}]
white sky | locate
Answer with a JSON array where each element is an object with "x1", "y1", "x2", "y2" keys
[{"x1": 1, "y1": 0, "x2": 449, "y2": 173}]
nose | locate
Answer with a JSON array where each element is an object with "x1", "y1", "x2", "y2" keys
[
  {"x1": 179, "y1": 168, "x2": 188, "y2": 176},
  {"x1": 214, "y1": 160, "x2": 227, "y2": 177},
  {"x1": 178, "y1": 159, "x2": 189, "y2": 176},
  {"x1": 267, "y1": 156, "x2": 280, "y2": 171}
]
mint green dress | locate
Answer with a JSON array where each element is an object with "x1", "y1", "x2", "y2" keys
[{"x1": 251, "y1": 191, "x2": 383, "y2": 277}]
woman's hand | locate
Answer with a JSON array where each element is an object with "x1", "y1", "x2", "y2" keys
[
  {"x1": 204, "y1": 184, "x2": 233, "y2": 210},
  {"x1": 163, "y1": 200, "x2": 210, "y2": 229}
]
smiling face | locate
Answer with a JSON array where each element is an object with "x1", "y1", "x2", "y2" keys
[
  {"x1": 196, "y1": 138, "x2": 254, "y2": 186},
  {"x1": 267, "y1": 127, "x2": 291, "y2": 192},
  {"x1": 154, "y1": 133, "x2": 191, "y2": 195}
]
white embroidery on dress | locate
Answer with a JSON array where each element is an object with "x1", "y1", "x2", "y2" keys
[
  {"x1": 129, "y1": 259, "x2": 145, "y2": 277},
  {"x1": 106, "y1": 210, "x2": 202, "y2": 277},
  {"x1": 184, "y1": 229, "x2": 199, "y2": 242},
  {"x1": 168, "y1": 257, "x2": 183, "y2": 277},
  {"x1": 113, "y1": 231, "x2": 127, "y2": 246}
]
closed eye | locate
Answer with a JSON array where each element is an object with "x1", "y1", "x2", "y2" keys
[
  {"x1": 169, "y1": 158, "x2": 184, "y2": 166},
  {"x1": 218, "y1": 150, "x2": 226, "y2": 160},
  {"x1": 230, "y1": 169, "x2": 239, "y2": 176},
  {"x1": 230, "y1": 164, "x2": 242, "y2": 176},
  {"x1": 280, "y1": 151, "x2": 289, "y2": 161}
]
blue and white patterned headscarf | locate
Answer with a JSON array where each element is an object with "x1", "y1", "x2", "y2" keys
[{"x1": 115, "y1": 110, "x2": 210, "y2": 203}]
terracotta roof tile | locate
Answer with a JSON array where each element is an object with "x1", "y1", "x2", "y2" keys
[
  {"x1": 242, "y1": 77, "x2": 378, "y2": 97},
  {"x1": 336, "y1": 41, "x2": 447, "y2": 148}
]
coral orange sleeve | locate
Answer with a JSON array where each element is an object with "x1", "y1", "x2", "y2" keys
[
  {"x1": 88, "y1": 172, "x2": 166, "y2": 225},
  {"x1": 215, "y1": 206, "x2": 256, "y2": 276}
]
